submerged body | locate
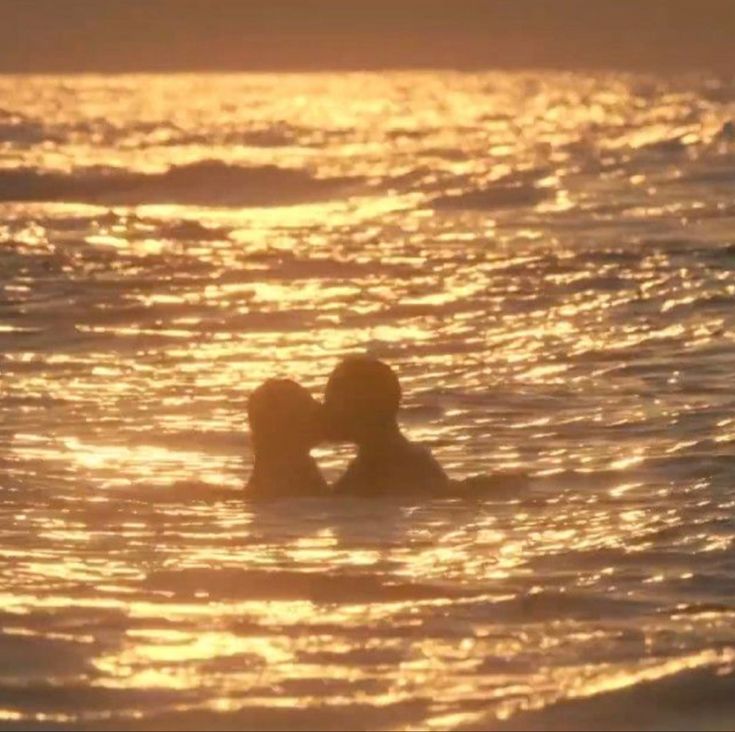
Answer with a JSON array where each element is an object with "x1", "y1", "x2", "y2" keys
[
  {"x1": 247, "y1": 451, "x2": 327, "y2": 498},
  {"x1": 324, "y1": 357, "x2": 449, "y2": 497},
  {"x1": 245, "y1": 379, "x2": 327, "y2": 498},
  {"x1": 334, "y1": 431, "x2": 448, "y2": 496}
]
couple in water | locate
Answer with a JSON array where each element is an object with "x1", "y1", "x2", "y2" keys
[{"x1": 247, "y1": 356, "x2": 449, "y2": 497}]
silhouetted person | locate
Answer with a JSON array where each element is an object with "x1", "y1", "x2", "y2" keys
[
  {"x1": 246, "y1": 378, "x2": 327, "y2": 498},
  {"x1": 324, "y1": 357, "x2": 448, "y2": 496}
]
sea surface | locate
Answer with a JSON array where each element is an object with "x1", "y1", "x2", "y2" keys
[{"x1": 1, "y1": 71, "x2": 735, "y2": 731}]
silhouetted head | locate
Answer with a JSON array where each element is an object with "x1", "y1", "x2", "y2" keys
[
  {"x1": 323, "y1": 357, "x2": 401, "y2": 444},
  {"x1": 248, "y1": 379, "x2": 322, "y2": 454}
]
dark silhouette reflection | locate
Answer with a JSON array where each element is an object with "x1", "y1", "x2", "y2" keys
[
  {"x1": 245, "y1": 378, "x2": 327, "y2": 498},
  {"x1": 323, "y1": 357, "x2": 449, "y2": 496},
  {"x1": 243, "y1": 359, "x2": 528, "y2": 501}
]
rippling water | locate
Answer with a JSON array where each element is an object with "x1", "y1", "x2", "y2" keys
[{"x1": 2, "y1": 72, "x2": 735, "y2": 730}]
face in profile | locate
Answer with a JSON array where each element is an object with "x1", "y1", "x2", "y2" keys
[
  {"x1": 323, "y1": 357, "x2": 401, "y2": 443},
  {"x1": 248, "y1": 379, "x2": 323, "y2": 452}
]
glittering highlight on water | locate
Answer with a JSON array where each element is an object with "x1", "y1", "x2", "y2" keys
[{"x1": 1, "y1": 71, "x2": 735, "y2": 731}]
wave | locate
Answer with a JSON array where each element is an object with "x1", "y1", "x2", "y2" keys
[
  {"x1": 677, "y1": 166, "x2": 735, "y2": 185},
  {"x1": 0, "y1": 109, "x2": 55, "y2": 145},
  {"x1": 0, "y1": 161, "x2": 360, "y2": 207},
  {"x1": 144, "y1": 567, "x2": 474, "y2": 603},
  {"x1": 149, "y1": 125, "x2": 308, "y2": 149},
  {"x1": 482, "y1": 663, "x2": 735, "y2": 731},
  {"x1": 92, "y1": 700, "x2": 427, "y2": 732},
  {"x1": 0, "y1": 122, "x2": 51, "y2": 145},
  {"x1": 450, "y1": 472, "x2": 531, "y2": 499},
  {"x1": 431, "y1": 183, "x2": 550, "y2": 211}
]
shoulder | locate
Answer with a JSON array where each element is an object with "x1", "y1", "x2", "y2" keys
[
  {"x1": 332, "y1": 457, "x2": 368, "y2": 495},
  {"x1": 246, "y1": 457, "x2": 327, "y2": 498},
  {"x1": 409, "y1": 441, "x2": 445, "y2": 469},
  {"x1": 404, "y1": 441, "x2": 449, "y2": 489}
]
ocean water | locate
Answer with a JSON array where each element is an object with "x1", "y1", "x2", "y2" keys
[{"x1": 1, "y1": 71, "x2": 735, "y2": 731}]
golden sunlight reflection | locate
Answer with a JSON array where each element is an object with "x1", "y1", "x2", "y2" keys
[{"x1": 2, "y1": 69, "x2": 735, "y2": 731}]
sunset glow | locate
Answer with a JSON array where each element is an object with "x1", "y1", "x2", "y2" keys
[{"x1": 2, "y1": 2, "x2": 735, "y2": 730}]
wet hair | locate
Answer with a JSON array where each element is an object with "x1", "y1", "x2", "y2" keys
[
  {"x1": 324, "y1": 357, "x2": 401, "y2": 440},
  {"x1": 248, "y1": 378, "x2": 321, "y2": 451}
]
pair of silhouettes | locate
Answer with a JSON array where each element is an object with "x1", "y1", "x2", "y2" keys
[{"x1": 247, "y1": 356, "x2": 448, "y2": 497}]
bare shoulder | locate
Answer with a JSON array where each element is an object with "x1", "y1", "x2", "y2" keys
[
  {"x1": 331, "y1": 457, "x2": 365, "y2": 495},
  {"x1": 409, "y1": 440, "x2": 441, "y2": 463},
  {"x1": 407, "y1": 441, "x2": 449, "y2": 486},
  {"x1": 333, "y1": 440, "x2": 448, "y2": 496}
]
